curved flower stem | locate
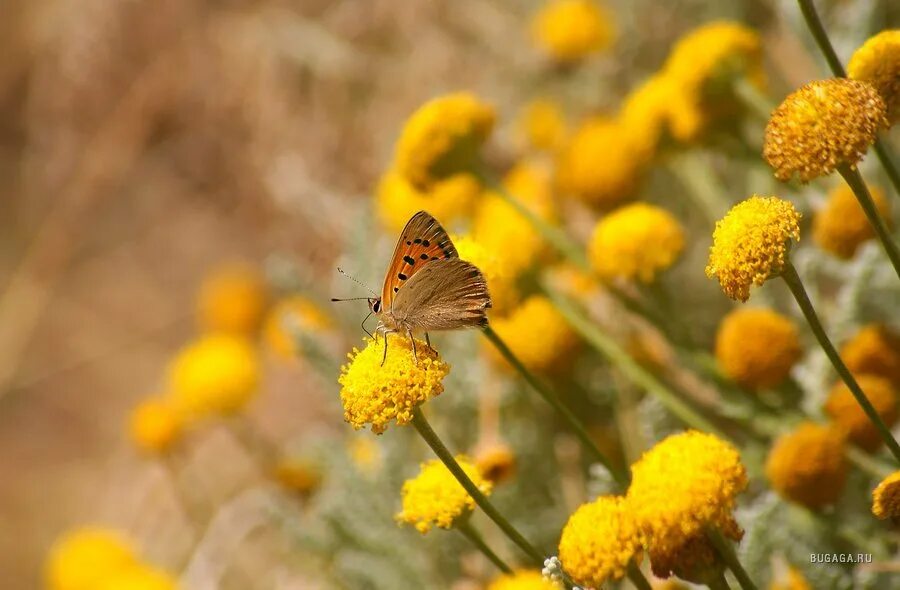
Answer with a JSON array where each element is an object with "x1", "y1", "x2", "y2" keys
[
  {"x1": 545, "y1": 286, "x2": 727, "y2": 438},
  {"x1": 411, "y1": 407, "x2": 545, "y2": 566},
  {"x1": 733, "y1": 77, "x2": 773, "y2": 122},
  {"x1": 780, "y1": 262, "x2": 900, "y2": 463},
  {"x1": 706, "y1": 527, "x2": 758, "y2": 590},
  {"x1": 626, "y1": 563, "x2": 654, "y2": 590},
  {"x1": 481, "y1": 325, "x2": 628, "y2": 488},
  {"x1": 456, "y1": 521, "x2": 513, "y2": 574},
  {"x1": 837, "y1": 166, "x2": 900, "y2": 280},
  {"x1": 708, "y1": 573, "x2": 733, "y2": 590},
  {"x1": 873, "y1": 141, "x2": 900, "y2": 199}
]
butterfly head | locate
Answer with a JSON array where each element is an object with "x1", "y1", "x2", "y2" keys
[{"x1": 368, "y1": 297, "x2": 383, "y2": 315}]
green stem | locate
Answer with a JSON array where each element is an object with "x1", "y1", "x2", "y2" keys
[
  {"x1": 838, "y1": 165, "x2": 900, "y2": 280},
  {"x1": 666, "y1": 153, "x2": 729, "y2": 227},
  {"x1": 708, "y1": 572, "x2": 733, "y2": 590},
  {"x1": 845, "y1": 445, "x2": 894, "y2": 478},
  {"x1": 481, "y1": 325, "x2": 628, "y2": 488},
  {"x1": 873, "y1": 140, "x2": 900, "y2": 201},
  {"x1": 627, "y1": 562, "x2": 654, "y2": 590},
  {"x1": 411, "y1": 407, "x2": 545, "y2": 566},
  {"x1": 733, "y1": 77, "x2": 774, "y2": 122},
  {"x1": 796, "y1": 0, "x2": 846, "y2": 77},
  {"x1": 456, "y1": 521, "x2": 513, "y2": 574},
  {"x1": 706, "y1": 527, "x2": 758, "y2": 590},
  {"x1": 545, "y1": 286, "x2": 727, "y2": 438},
  {"x1": 780, "y1": 262, "x2": 900, "y2": 464}
]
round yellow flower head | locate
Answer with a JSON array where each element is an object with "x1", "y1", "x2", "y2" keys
[
  {"x1": 129, "y1": 397, "x2": 182, "y2": 454},
  {"x1": 714, "y1": 308, "x2": 802, "y2": 390},
  {"x1": 96, "y1": 565, "x2": 179, "y2": 590},
  {"x1": 473, "y1": 162, "x2": 556, "y2": 277},
  {"x1": 627, "y1": 431, "x2": 747, "y2": 564},
  {"x1": 872, "y1": 470, "x2": 900, "y2": 520},
  {"x1": 848, "y1": 30, "x2": 900, "y2": 124},
  {"x1": 558, "y1": 496, "x2": 643, "y2": 587},
  {"x1": 824, "y1": 374, "x2": 898, "y2": 452},
  {"x1": 589, "y1": 203, "x2": 685, "y2": 283},
  {"x1": 618, "y1": 74, "x2": 677, "y2": 158},
  {"x1": 706, "y1": 196, "x2": 801, "y2": 302},
  {"x1": 769, "y1": 566, "x2": 812, "y2": 590},
  {"x1": 45, "y1": 527, "x2": 137, "y2": 590},
  {"x1": 841, "y1": 324, "x2": 900, "y2": 387},
  {"x1": 763, "y1": 79, "x2": 888, "y2": 182},
  {"x1": 662, "y1": 21, "x2": 764, "y2": 142},
  {"x1": 168, "y1": 334, "x2": 260, "y2": 418},
  {"x1": 392, "y1": 93, "x2": 495, "y2": 190},
  {"x1": 396, "y1": 456, "x2": 492, "y2": 533},
  {"x1": 196, "y1": 263, "x2": 269, "y2": 336},
  {"x1": 814, "y1": 181, "x2": 891, "y2": 259},
  {"x1": 516, "y1": 99, "x2": 568, "y2": 153},
  {"x1": 765, "y1": 422, "x2": 847, "y2": 509},
  {"x1": 339, "y1": 334, "x2": 449, "y2": 434},
  {"x1": 273, "y1": 456, "x2": 323, "y2": 497},
  {"x1": 474, "y1": 440, "x2": 517, "y2": 484},
  {"x1": 648, "y1": 517, "x2": 742, "y2": 584},
  {"x1": 454, "y1": 234, "x2": 519, "y2": 316},
  {"x1": 487, "y1": 570, "x2": 560, "y2": 590},
  {"x1": 263, "y1": 295, "x2": 333, "y2": 359},
  {"x1": 376, "y1": 169, "x2": 481, "y2": 233},
  {"x1": 557, "y1": 117, "x2": 645, "y2": 209},
  {"x1": 485, "y1": 295, "x2": 580, "y2": 374},
  {"x1": 531, "y1": 0, "x2": 614, "y2": 63}
]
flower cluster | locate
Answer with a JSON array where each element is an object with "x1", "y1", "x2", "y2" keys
[
  {"x1": 714, "y1": 308, "x2": 802, "y2": 390},
  {"x1": 396, "y1": 456, "x2": 492, "y2": 533}
]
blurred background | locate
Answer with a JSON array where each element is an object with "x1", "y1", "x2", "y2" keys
[{"x1": 1, "y1": 0, "x2": 899, "y2": 588}]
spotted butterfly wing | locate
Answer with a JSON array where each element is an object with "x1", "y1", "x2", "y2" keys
[
  {"x1": 391, "y1": 258, "x2": 492, "y2": 330},
  {"x1": 380, "y1": 211, "x2": 458, "y2": 312}
]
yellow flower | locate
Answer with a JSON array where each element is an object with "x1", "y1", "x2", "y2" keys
[
  {"x1": 558, "y1": 496, "x2": 643, "y2": 587},
  {"x1": 662, "y1": 21, "x2": 764, "y2": 142},
  {"x1": 516, "y1": 99, "x2": 568, "y2": 152},
  {"x1": 96, "y1": 565, "x2": 179, "y2": 590},
  {"x1": 763, "y1": 79, "x2": 888, "y2": 182},
  {"x1": 263, "y1": 295, "x2": 333, "y2": 359},
  {"x1": 765, "y1": 422, "x2": 848, "y2": 509},
  {"x1": 196, "y1": 263, "x2": 269, "y2": 336},
  {"x1": 376, "y1": 169, "x2": 481, "y2": 234},
  {"x1": 647, "y1": 518, "x2": 742, "y2": 584},
  {"x1": 530, "y1": 0, "x2": 614, "y2": 63},
  {"x1": 714, "y1": 308, "x2": 802, "y2": 390},
  {"x1": 813, "y1": 181, "x2": 891, "y2": 259},
  {"x1": 627, "y1": 431, "x2": 747, "y2": 567},
  {"x1": 45, "y1": 527, "x2": 137, "y2": 590},
  {"x1": 167, "y1": 334, "x2": 260, "y2": 417},
  {"x1": 824, "y1": 375, "x2": 898, "y2": 452},
  {"x1": 473, "y1": 162, "x2": 556, "y2": 277},
  {"x1": 588, "y1": 203, "x2": 685, "y2": 283},
  {"x1": 485, "y1": 295, "x2": 580, "y2": 374},
  {"x1": 557, "y1": 117, "x2": 645, "y2": 209},
  {"x1": 487, "y1": 570, "x2": 560, "y2": 590},
  {"x1": 872, "y1": 470, "x2": 900, "y2": 519},
  {"x1": 396, "y1": 456, "x2": 492, "y2": 533},
  {"x1": 841, "y1": 324, "x2": 900, "y2": 387},
  {"x1": 129, "y1": 397, "x2": 182, "y2": 454},
  {"x1": 706, "y1": 196, "x2": 801, "y2": 302},
  {"x1": 769, "y1": 566, "x2": 812, "y2": 590},
  {"x1": 338, "y1": 334, "x2": 448, "y2": 434},
  {"x1": 848, "y1": 30, "x2": 900, "y2": 123},
  {"x1": 273, "y1": 456, "x2": 323, "y2": 496},
  {"x1": 474, "y1": 440, "x2": 517, "y2": 484},
  {"x1": 392, "y1": 92, "x2": 495, "y2": 190},
  {"x1": 454, "y1": 234, "x2": 519, "y2": 316},
  {"x1": 618, "y1": 74, "x2": 677, "y2": 158}
]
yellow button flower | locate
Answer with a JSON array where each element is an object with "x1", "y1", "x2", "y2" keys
[
  {"x1": 557, "y1": 117, "x2": 644, "y2": 209},
  {"x1": 765, "y1": 422, "x2": 848, "y2": 509},
  {"x1": 763, "y1": 79, "x2": 888, "y2": 182},
  {"x1": 648, "y1": 517, "x2": 742, "y2": 584},
  {"x1": 618, "y1": 74, "x2": 677, "y2": 159},
  {"x1": 474, "y1": 440, "x2": 517, "y2": 484},
  {"x1": 848, "y1": 30, "x2": 900, "y2": 124},
  {"x1": 516, "y1": 99, "x2": 568, "y2": 153},
  {"x1": 263, "y1": 295, "x2": 333, "y2": 359},
  {"x1": 872, "y1": 470, "x2": 900, "y2": 519},
  {"x1": 813, "y1": 181, "x2": 891, "y2": 259},
  {"x1": 168, "y1": 334, "x2": 260, "y2": 417},
  {"x1": 706, "y1": 196, "x2": 801, "y2": 302},
  {"x1": 376, "y1": 169, "x2": 481, "y2": 233},
  {"x1": 588, "y1": 203, "x2": 685, "y2": 283},
  {"x1": 714, "y1": 308, "x2": 802, "y2": 390},
  {"x1": 841, "y1": 324, "x2": 900, "y2": 387},
  {"x1": 196, "y1": 263, "x2": 269, "y2": 336},
  {"x1": 627, "y1": 431, "x2": 747, "y2": 566},
  {"x1": 45, "y1": 527, "x2": 137, "y2": 590},
  {"x1": 488, "y1": 570, "x2": 559, "y2": 590},
  {"x1": 129, "y1": 397, "x2": 182, "y2": 454},
  {"x1": 558, "y1": 496, "x2": 643, "y2": 587},
  {"x1": 392, "y1": 93, "x2": 495, "y2": 190},
  {"x1": 530, "y1": 0, "x2": 614, "y2": 63},
  {"x1": 485, "y1": 295, "x2": 580, "y2": 374},
  {"x1": 824, "y1": 375, "x2": 898, "y2": 452},
  {"x1": 339, "y1": 334, "x2": 449, "y2": 434},
  {"x1": 96, "y1": 565, "x2": 179, "y2": 590},
  {"x1": 769, "y1": 566, "x2": 812, "y2": 590},
  {"x1": 396, "y1": 456, "x2": 492, "y2": 533},
  {"x1": 454, "y1": 234, "x2": 520, "y2": 317}
]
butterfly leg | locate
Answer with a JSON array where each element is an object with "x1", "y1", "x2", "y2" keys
[
  {"x1": 425, "y1": 332, "x2": 432, "y2": 349},
  {"x1": 379, "y1": 328, "x2": 396, "y2": 367},
  {"x1": 407, "y1": 328, "x2": 419, "y2": 365}
]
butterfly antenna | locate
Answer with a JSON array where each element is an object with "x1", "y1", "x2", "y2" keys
[{"x1": 336, "y1": 267, "x2": 378, "y2": 297}]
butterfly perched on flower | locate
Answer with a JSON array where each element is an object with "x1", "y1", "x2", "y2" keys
[{"x1": 335, "y1": 211, "x2": 492, "y2": 362}]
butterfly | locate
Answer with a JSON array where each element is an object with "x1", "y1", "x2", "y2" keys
[{"x1": 336, "y1": 211, "x2": 492, "y2": 364}]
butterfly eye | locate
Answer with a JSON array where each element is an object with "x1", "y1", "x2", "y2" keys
[{"x1": 371, "y1": 299, "x2": 381, "y2": 313}]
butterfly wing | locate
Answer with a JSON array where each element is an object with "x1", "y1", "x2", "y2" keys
[
  {"x1": 390, "y1": 258, "x2": 492, "y2": 331},
  {"x1": 381, "y1": 211, "x2": 458, "y2": 311}
]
